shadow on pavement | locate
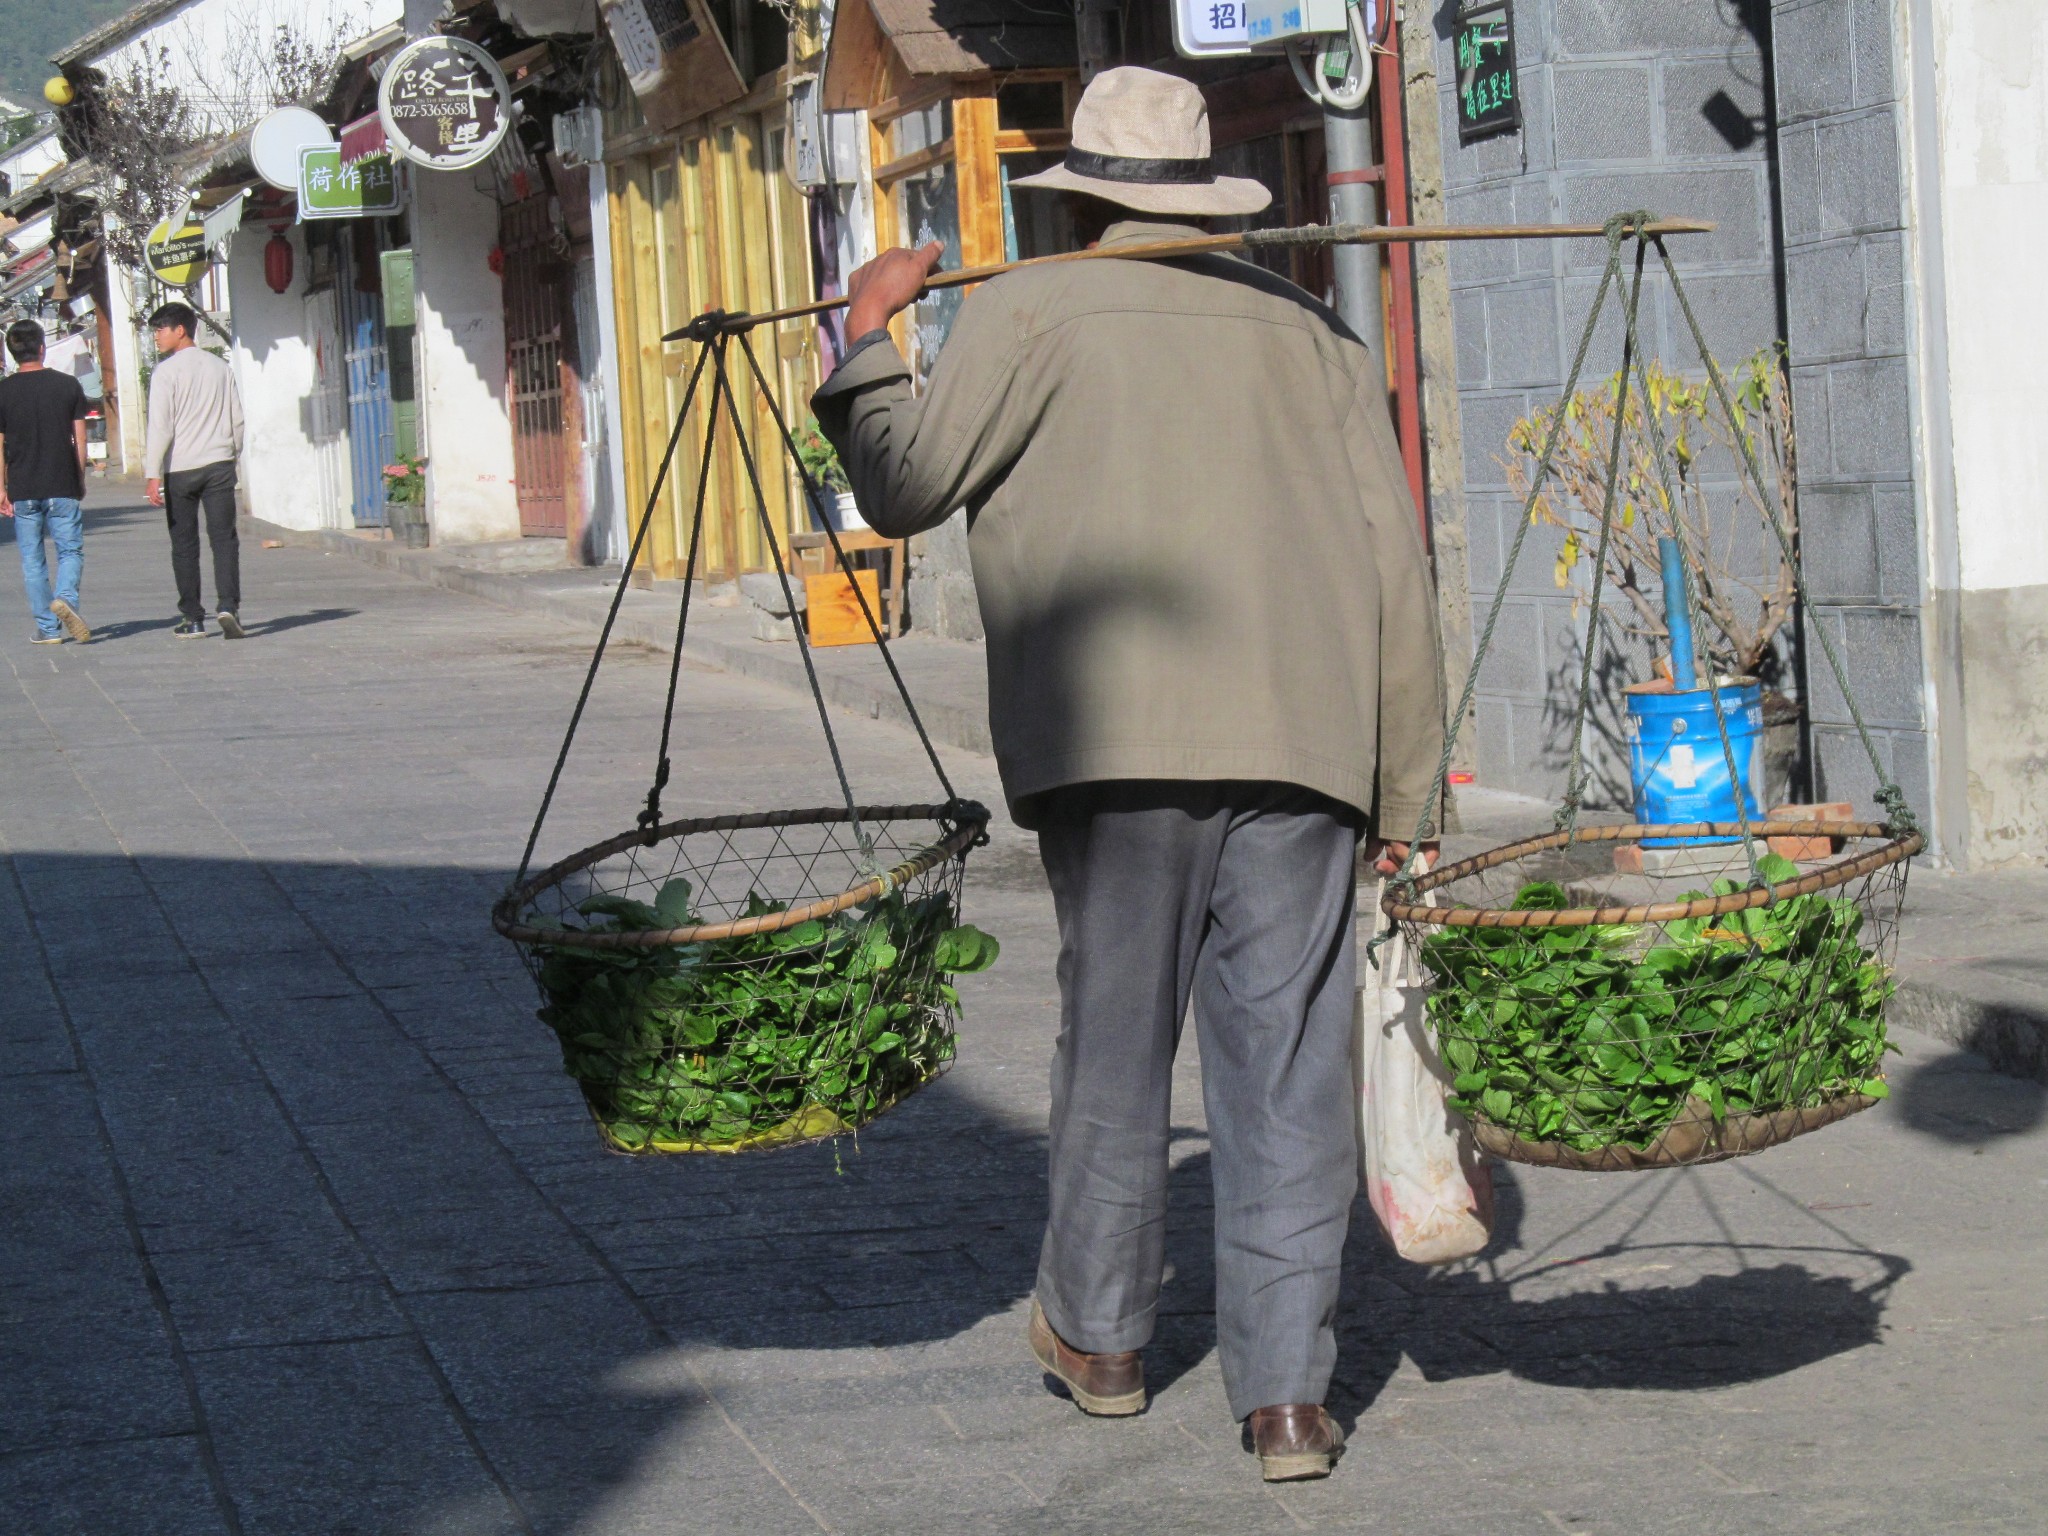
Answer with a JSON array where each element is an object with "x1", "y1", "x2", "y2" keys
[
  {"x1": 1892, "y1": 1047, "x2": 2048, "y2": 1144},
  {"x1": 5, "y1": 850, "x2": 1970, "y2": 1533}
]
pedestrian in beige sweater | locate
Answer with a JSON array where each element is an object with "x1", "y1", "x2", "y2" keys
[
  {"x1": 144, "y1": 301, "x2": 245, "y2": 638},
  {"x1": 813, "y1": 67, "x2": 1445, "y2": 1481}
]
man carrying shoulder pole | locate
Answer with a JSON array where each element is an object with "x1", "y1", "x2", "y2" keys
[
  {"x1": 143, "y1": 301, "x2": 246, "y2": 639},
  {"x1": 0, "y1": 319, "x2": 93, "y2": 645},
  {"x1": 813, "y1": 67, "x2": 1444, "y2": 1482}
]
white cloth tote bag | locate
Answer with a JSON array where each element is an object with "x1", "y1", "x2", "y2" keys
[{"x1": 1356, "y1": 886, "x2": 1495, "y2": 1264}]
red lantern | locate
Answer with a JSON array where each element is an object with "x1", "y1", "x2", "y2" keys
[{"x1": 264, "y1": 231, "x2": 294, "y2": 294}]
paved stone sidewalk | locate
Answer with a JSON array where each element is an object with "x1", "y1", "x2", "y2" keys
[{"x1": 4, "y1": 494, "x2": 2045, "y2": 1534}]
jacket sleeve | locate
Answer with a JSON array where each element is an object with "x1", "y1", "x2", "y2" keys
[
  {"x1": 228, "y1": 360, "x2": 245, "y2": 458},
  {"x1": 143, "y1": 362, "x2": 174, "y2": 480},
  {"x1": 1342, "y1": 357, "x2": 1447, "y2": 841},
  {"x1": 809, "y1": 285, "x2": 1038, "y2": 540}
]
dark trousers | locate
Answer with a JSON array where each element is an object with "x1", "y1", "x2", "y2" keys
[
  {"x1": 164, "y1": 460, "x2": 240, "y2": 622},
  {"x1": 1032, "y1": 780, "x2": 1363, "y2": 1421}
]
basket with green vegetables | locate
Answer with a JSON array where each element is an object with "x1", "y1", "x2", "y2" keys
[
  {"x1": 497, "y1": 805, "x2": 995, "y2": 1154},
  {"x1": 1385, "y1": 831, "x2": 1916, "y2": 1171}
]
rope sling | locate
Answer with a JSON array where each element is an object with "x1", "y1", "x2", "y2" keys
[
  {"x1": 1380, "y1": 213, "x2": 1923, "y2": 1172},
  {"x1": 491, "y1": 210, "x2": 1919, "y2": 1166},
  {"x1": 494, "y1": 322, "x2": 992, "y2": 1155}
]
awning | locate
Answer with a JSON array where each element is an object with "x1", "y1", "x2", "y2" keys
[
  {"x1": 1, "y1": 246, "x2": 56, "y2": 302},
  {"x1": 339, "y1": 112, "x2": 388, "y2": 168}
]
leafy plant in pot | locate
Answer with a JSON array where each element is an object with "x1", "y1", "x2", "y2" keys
[
  {"x1": 1504, "y1": 345, "x2": 1803, "y2": 801},
  {"x1": 382, "y1": 456, "x2": 430, "y2": 547},
  {"x1": 793, "y1": 417, "x2": 866, "y2": 533}
]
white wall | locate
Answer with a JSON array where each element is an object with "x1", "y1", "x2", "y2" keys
[
  {"x1": 1905, "y1": 0, "x2": 2048, "y2": 866},
  {"x1": 412, "y1": 168, "x2": 520, "y2": 543},
  {"x1": 105, "y1": 260, "x2": 147, "y2": 474},
  {"x1": 225, "y1": 227, "x2": 331, "y2": 529}
]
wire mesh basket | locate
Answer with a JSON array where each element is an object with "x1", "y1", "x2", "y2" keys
[
  {"x1": 1381, "y1": 820, "x2": 1920, "y2": 1171},
  {"x1": 493, "y1": 804, "x2": 993, "y2": 1154}
]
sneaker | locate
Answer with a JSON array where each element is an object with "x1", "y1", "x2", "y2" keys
[
  {"x1": 30, "y1": 633, "x2": 63, "y2": 645},
  {"x1": 216, "y1": 610, "x2": 246, "y2": 640},
  {"x1": 172, "y1": 619, "x2": 207, "y2": 639},
  {"x1": 48, "y1": 597, "x2": 91, "y2": 643}
]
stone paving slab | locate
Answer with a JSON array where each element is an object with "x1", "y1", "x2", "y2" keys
[{"x1": 1, "y1": 493, "x2": 2044, "y2": 1533}]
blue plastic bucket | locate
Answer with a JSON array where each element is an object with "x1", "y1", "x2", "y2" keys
[{"x1": 1624, "y1": 679, "x2": 1765, "y2": 846}]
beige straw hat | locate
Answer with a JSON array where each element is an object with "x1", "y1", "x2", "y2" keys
[{"x1": 1010, "y1": 67, "x2": 1272, "y2": 218}]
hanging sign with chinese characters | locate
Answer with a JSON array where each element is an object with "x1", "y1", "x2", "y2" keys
[
  {"x1": 1454, "y1": 0, "x2": 1520, "y2": 144},
  {"x1": 297, "y1": 147, "x2": 407, "y2": 219},
  {"x1": 145, "y1": 217, "x2": 211, "y2": 287},
  {"x1": 376, "y1": 35, "x2": 512, "y2": 172},
  {"x1": 1172, "y1": 0, "x2": 1252, "y2": 58}
]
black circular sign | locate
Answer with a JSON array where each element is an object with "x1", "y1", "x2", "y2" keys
[{"x1": 377, "y1": 35, "x2": 511, "y2": 172}]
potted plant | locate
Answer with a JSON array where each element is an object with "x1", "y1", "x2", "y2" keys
[
  {"x1": 382, "y1": 456, "x2": 430, "y2": 548},
  {"x1": 1504, "y1": 345, "x2": 1803, "y2": 805},
  {"x1": 792, "y1": 417, "x2": 866, "y2": 532}
]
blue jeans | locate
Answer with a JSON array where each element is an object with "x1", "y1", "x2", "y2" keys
[{"x1": 12, "y1": 498, "x2": 84, "y2": 638}]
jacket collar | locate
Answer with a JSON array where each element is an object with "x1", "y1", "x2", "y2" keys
[{"x1": 1096, "y1": 219, "x2": 1212, "y2": 250}]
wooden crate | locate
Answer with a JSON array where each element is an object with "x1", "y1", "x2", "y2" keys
[{"x1": 805, "y1": 569, "x2": 884, "y2": 647}]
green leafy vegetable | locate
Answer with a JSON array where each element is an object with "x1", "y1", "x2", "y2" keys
[
  {"x1": 1422, "y1": 854, "x2": 1894, "y2": 1152},
  {"x1": 529, "y1": 880, "x2": 998, "y2": 1150}
]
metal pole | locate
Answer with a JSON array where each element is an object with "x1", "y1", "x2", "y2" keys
[{"x1": 1323, "y1": 106, "x2": 1384, "y2": 363}]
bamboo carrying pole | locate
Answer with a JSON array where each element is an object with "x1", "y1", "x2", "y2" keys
[{"x1": 661, "y1": 218, "x2": 1717, "y2": 340}]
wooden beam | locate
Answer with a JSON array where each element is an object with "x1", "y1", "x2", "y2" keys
[
  {"x1": 873, "y1": 138, "x2": 954, "y2": 186},
  {"x1": 953, "y1": 94, "x2": 1005, "y2": 270},
  {"x1": 994, "y1": 128, "x2": 1069, "y2": 155}
]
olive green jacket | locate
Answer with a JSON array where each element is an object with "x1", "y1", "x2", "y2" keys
[{"x1": 812, "y1": 220, "x2": 1445, "y2": 835}]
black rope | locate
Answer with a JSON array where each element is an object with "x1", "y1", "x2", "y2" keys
[
  {"x1": 708, "y1": 340, "x2": 869, "y2": 848},
  {"x1": 1654, "y1": 236, "x2": 1919, "y2": 839},
  {"x1": 515, "y1": 343, "x2": 711, "y2": 887},
  {"x1": 639, "y1": 345, "x2": 733, "y2": 844},
  {"x1": 1554, "y1": 222, "x2": 1652, "y2": 836},
  {"x1": 732, "y1": 329, "x2": 962, "y2": 809}
]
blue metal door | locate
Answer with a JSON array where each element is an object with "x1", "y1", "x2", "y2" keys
[{"x1": 336, "y1": 234, "x2": 394, "y2": 528}]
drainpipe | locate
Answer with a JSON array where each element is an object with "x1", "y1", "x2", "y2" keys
[{"x1": 1324, "y1": 107, "x2": 1385, "y2": 366}]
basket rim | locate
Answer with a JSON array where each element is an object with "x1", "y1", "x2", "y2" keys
[
  {"x1": 492, "y1": 803, "x2": 987, "y2": 949},
  {"x1": 1382, "y1": 820, "x2": 1921, "y2": 929}
]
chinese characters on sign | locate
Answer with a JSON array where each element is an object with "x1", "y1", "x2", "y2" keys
[
  {"x1": 1172, "y1": 0, "x2": 1251, "y2": 58},
  {"x1": 144, "y1": 219, "x2": 210, "y2": 288},
  {"x1": 376, "y1": 35, "x2": 512, "y2": 172},
  {"x1": 298, "y1": 147, "x2": 406, "y2": 219},
  {"x1": 1455, "y1": 0, "x2": 1520, "y2": 144}
]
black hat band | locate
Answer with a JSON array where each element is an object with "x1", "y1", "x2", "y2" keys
[{"x1": 1062, "y1": 147, "x2": 1216, "y2": 185}]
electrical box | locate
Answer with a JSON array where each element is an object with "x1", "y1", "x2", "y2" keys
[
  {"x1": 552, "y1": 105, "x2": 603, "y2": 167},
  {"x1": 1244, "y1": 0, "x2": 1350, "y2": 49}
]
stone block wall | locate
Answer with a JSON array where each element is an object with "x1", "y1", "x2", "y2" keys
[
  {"x1": 1438, "y1": 0, "x2": 1786, "y2": 800},
  {"x1": 1768, "y1": 0, "x2": 1930, "y2": 817},
  {"x1": 1438, "y1": 0, "x2": 1926, "y2": 820}
]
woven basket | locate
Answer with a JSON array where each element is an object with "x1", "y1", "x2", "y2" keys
[
  {"x1": 1381, "y1": 821, "x2": 1920, "y2": 1172},
  {"x1": 493, "y1": 804, "x2": 989, "y2": 1154}
]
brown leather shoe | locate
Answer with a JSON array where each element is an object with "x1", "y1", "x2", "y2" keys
[
  {"x1": 1028, "y1": 1298, "x2": 1145, "y2": 1416},
  {"x1": 1247, "y1": 1404, "x2": 1345, "y2": 1481}
]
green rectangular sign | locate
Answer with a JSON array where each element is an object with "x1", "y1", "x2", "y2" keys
[
  {"x1": 298, "y1": 147, "x2": 405, "y2": 220},
  {"x1": 1454, "y1": 0, "x2": 1520, "y2": 146}
]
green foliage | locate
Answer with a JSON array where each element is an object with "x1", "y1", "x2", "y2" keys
[
  {"x1": 792, "y1": 417, "x2": 849, "y2": 495},
  {"x1": 1422, "y1": 854, "x2": 1894, "y2": 1152},
  {"x1": 528, "y1": 878, "x2": 998, "y2": 1150}
]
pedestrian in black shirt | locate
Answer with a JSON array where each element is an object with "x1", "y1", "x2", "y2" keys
[{"x1": 0, "y1": 320, "x2": 92, "y2": 644}]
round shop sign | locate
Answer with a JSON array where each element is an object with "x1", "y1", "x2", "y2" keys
[
  {"x1": 377, "y1": 35, "x2": 512, "y2": 172},
  {"x1": 144, "y1": 217, "x2": 210, "y2": 288}
]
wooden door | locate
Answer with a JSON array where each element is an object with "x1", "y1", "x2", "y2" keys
[{"x1": 501, "y1": 195, "x2": 580, "y2": 540}]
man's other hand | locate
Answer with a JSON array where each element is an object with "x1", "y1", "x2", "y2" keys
[
  {"x1": 146, "y1": 477, "x2": 164, "y2": 506},
  {"x1": 845, "y1": 242, "x2": 944, "y2": 339},
  {"x1": 1367, "y1": 839, "x2": 1440, "y2": 878},
  {"x1": 0, "y1": 498, "x2": 13, "y2": 519}
]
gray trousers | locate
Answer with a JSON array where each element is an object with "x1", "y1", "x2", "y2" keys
[{"x1": 1032, "y1": 780, "x2": 1362, "y2": 1421}]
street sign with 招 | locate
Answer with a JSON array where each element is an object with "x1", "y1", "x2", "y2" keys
[
  {"x1": 144, "y1": 218, "x2": 210, "y2": 287},
  {"x1": 377, "y1": 35, "x2": 512, "y2": 172},
  {"x1": 298, "y1": 147, "x2": 405, "y2": 219},
  {"x1": 1454, "y1": 0, "x2": 1520, "y2": 144},
  {"x1": 1172, "y1": 0, "x2": 1253, "y2": 59}
]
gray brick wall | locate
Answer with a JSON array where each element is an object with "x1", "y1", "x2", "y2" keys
[
  {"x1": 1768, "y1": 0, "x2": 1926, "y2": 813},
  {"x1": 1438, "y1": 0, "x2": 1928, "y2": 819},
  {"x1": 1438, "y1": 0, "x2": 1783, "y2": 800}
]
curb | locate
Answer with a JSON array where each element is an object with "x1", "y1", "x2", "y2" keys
[
  {"x1": 248, "y1": 519, "x2": 994, "y2": 758},
  {"x1": 1889, "y1": 978, "x2": 2048, "y2": 1084}
]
